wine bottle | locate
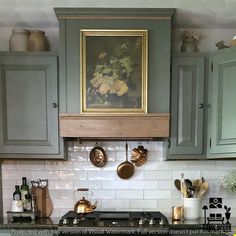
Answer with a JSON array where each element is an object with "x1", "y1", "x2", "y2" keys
[
  {"x1": 21, "y1": 177, "x2": 29, "y2": 211},
  {"x1": 13, "y1": 185, "x2": 21, "y2": 200}
]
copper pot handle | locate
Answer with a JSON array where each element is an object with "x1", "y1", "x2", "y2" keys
[{"x1": 77, "y1": 188, "x2": 89, "y2": 191}]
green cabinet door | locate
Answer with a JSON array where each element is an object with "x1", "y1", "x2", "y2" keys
[
  {"x1": 0, "y1": 52, "x2": 61, "y2": 157},
  {"x1": 208, "y1": 48, "x2": 236, "y2": 158},
  {"x1": 167, "y1": 54, "x2": 205, "y2": 159},
  {"x1": 0, "y1": 230, "x2": 10, "y2": 236}
]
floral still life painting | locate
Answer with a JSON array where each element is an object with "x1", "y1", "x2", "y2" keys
[{"x1": 80, "y1": 29, "x2": 148, "y2": 113}]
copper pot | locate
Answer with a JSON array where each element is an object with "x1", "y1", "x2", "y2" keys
[{"x1": 73, "y1": 188, "x2": 97, "y2": 214}]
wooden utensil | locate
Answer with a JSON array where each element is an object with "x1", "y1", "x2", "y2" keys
[
  {"x1": 174, "y1": 179, "x2": 181, "y2": 191},
  {"x1": 196, "y1": 181, "x2": 208, "y2": 198},
  {"x1": 117, "y1": 142, "x2": 135, "y2": 179},
  {"x1": 180, "y1": 173, "x2": 188, "y2": 198}
]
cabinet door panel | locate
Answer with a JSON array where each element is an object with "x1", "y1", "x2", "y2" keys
[
  {"x1": 209, "y1": 52, "x2": 236, "y2": 156},
  {"x1": 5, "y1": 68, "x2": 47, "y2": 141},
  {"x1": 0, "y1": 55, "x2": 59, "y2": 154},
  {"x1": 169, "y1": 56, "x2": 204, "y2": 156}
]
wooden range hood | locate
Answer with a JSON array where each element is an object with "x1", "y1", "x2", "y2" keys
[{"x1": 59, "y1": 113, "x2": 169, "y2": 140}]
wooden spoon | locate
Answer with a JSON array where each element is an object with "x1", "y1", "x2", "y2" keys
[
  {"x1": 196, "y1": 181, "x2": 208, "y2": 198},
  {"x1": 174, "y1": 179, "x2": 181, "y2": 191}
]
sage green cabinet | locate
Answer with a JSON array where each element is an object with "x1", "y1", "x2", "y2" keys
[
  {"x1": 167, "y1": 54, "x2": 206, "y2": 159},
  {"x1": 0, "y1": 52, "x2": 64, "y2": 159},
  {"x1": 0, "y1": 230, "x2": 10, "y2": 236},
  {"x1": 208, "y1": 48, "x2": 236, "y2": 158}
]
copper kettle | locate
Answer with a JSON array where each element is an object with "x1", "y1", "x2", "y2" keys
[{"x1": 73, "y1": 188, "x2": 97, "y2": 213}]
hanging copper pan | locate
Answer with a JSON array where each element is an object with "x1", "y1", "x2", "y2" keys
[
  {"x1": 117, "y1": 142, "x2": 135, "y2": 179},
  {"x1": 89, "y1": 143, "x2": 107, "y2": 167}
]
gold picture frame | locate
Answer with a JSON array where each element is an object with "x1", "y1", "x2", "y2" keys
[{"x1": 80, "y1": 29, "x2": 148, "y2": 114}]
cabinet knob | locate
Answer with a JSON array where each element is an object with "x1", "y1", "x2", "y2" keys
[
  {"x1": 52, "y1": 103, "x2": 58, "y2": 108},
  {"x1": 198, "y1": 103, "x2": 204, "y2": 109}
]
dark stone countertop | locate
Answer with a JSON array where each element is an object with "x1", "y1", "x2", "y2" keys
[{"x1": 0, "y1": 217, "x2": 59, "y2": 229}]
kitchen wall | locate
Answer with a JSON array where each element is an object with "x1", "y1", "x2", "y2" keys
[
  {"x1": 1, "y1": 16, "x2": 236, "y2": 219},
  {"x1": 1, "y1": 141, "x2": 236, "y2": 218}
]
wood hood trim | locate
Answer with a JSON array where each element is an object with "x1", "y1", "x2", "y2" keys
[{"x1": 59, "y1": 113, "x2": 169, "y2": 139}]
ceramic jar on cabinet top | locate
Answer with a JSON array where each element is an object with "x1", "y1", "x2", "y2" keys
[
  {"x1": 9, "y1": 28, "x2": 30, "y2": 51},
  {"x1": 28, "y1": 30, "x2": 47, "y2": 51}
]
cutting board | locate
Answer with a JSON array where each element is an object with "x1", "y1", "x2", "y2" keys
[{"x1": 31, "y1": 186, "x2": 53, "y2": 217}]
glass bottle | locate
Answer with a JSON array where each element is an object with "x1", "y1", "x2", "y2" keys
[
  {"x1": 13, "y1": 185, "x2": 21, "y2": 200},
  {"x1": 21, "y1": 177, "x2": 29, "y2": 211},
  {"x1": 25, "y1": 194, "x2": 32, "y2": 211}
]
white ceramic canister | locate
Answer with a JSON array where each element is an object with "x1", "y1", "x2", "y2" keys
[
  {"x1": 9, "y1": 28, "x2": 30, "y2": 51},
  {"x1": 28, "y1": 30, "x2": 47, "y2": 51},
  {"x1": 183, "y1": 197, "x2": 200, "y2": 220}
]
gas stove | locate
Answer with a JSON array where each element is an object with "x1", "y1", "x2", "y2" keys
[{"x1": 58, "y1": 211, "x2": 169, "y2": 235}]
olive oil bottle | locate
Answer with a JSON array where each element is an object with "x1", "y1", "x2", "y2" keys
[{"x1": 21, "y1": 177, "x2": 29, "y2": 211}]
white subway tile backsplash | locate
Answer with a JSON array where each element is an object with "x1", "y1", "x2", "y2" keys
[
  {"x1": 143, "y1": 161, "x2": 158, "y2": 170},
  {"x1": 93, "y1": 190, "x2": 116, "y2": 199},
  {"x1": 2, "y1": 180, "x2": 17, "y2": 189},
  {"x1": 46, "y1": 161, "x2": 73, "y2": 170},
  {"x1": 1, "y1": 160, "x2": 17, "y2": 170},
  {"x1": 74, "y1": 180, "x2": 102, "y2": 190},
  {"x1": 156, "y1": 180, "x2": 173, "y2": 190},
  {"x1": 186, "y1": 160, "x2": 216, "y2": 170},
  {"x1": 31, "y1": 170, "x2": 59, "y2": 180},
  {"x1": 88, "y1": 171, "x2": 115, "y2": 180},
  {"x1": 147, "y1": 151, "x2": 164, "y2": 161},
  {"x1": 144, "y1": 171, "x2": 172, "y2": 180},
  {"x1": 144, "y1": 190, "x2": 171, "y2": 199},
  {"x1": 58, "y1": 189, "x2": 74, "y2": 199},
  {"x1": 59, "y1": 171, "x2": 75, "y2": 180},
  {"x1": 130, "y1": 200, "x2": 157, "y2": 209},
  {"x1": 74, "y1": 162, "x2": 102, "y2": 171},
  {"x1": 102, "y1": 200, "x2": 129, "y2": 209},
  {"x1": 70, "y1": 151, "x2": 88, "y2": 162},
  {"x1": 129, "y1": 181, "x2": 157, "y2": 190},
  {"x1": 1, "y1": 140, "x2": 236, "y2": 217},
  {"x1": 73, "y1": 170, "x2": 87, "y2": 180},
  {"x1": 157, "y1": 161, "x2": 187, "y2": 170},
  {"x1": 17, "y1": 160, "x2": 46, "y2": 171},
  {"x1": 102, "y1": 181, "x2": 129, "y2": 190},
  {"x1": 116, "y1": 190, "x2": 143, "y2": 199},
  {"x1": 48, "y1": 180, "x2": 73, "y2": 189},
  {"x1": 53, "y1": 198, "x2": 74, "y2": 208},
  {"x1": 215, "y1": 160, "x2": 236, "y2": 170},
  {"x1": 2, "y1": 170, "x2": 31, "y2": 180},
  {"x1": 201, "y1": 170, "x2": 229, "y2": 180}
]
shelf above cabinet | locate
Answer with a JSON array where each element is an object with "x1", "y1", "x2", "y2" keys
[{"x1": 59, "y1": 113, "x2": 169, "y2": 139}]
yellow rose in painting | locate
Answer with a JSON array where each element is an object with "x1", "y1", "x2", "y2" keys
[
  {"x1": 99, "y1": 83, "x2": 110, "y2": 95},
  {"x1": 113, "y1": 80, "x2": 128, "y2": 96},
  {"x1": 90, "y1": 73, "x2": 103, "y2": 88}
]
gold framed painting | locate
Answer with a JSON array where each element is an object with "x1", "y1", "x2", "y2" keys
[{"x1": 80, "y1": 29, "x2": 148, "y2": 114}]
